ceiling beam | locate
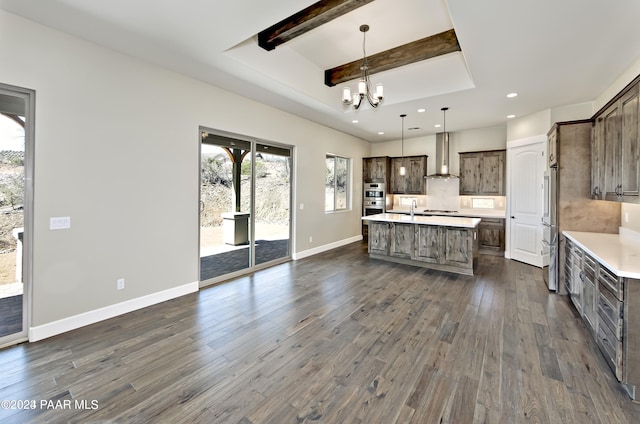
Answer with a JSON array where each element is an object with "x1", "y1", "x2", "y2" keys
[
  {"x1": 324, "y1": 29, "x2": 461, "y2": 87},
  {"x1": 258, "y1": 0, "x2": 375, "y2": 51}
]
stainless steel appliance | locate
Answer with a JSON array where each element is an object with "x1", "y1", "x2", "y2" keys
[
  {"x1": 363, "y1": 182, "x2": 386, "y2": 216},
  {"x1": 542, "y1": 168, "x2": 558, "y2": 291},
  {"x1": 543, "y1": 121, "x2": 621, "y2": 293}
]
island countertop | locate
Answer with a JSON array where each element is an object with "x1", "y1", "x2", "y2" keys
[{"x1": 362, "y1": 213, "x2": 481, "y2": 228}]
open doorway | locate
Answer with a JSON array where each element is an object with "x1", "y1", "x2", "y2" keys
[
  {"x1": 199, "y1": 129, "x2": 292, "y2": 284},
  {"x1": 0, "y1": 83, "x2": 34, "y2": 348}
]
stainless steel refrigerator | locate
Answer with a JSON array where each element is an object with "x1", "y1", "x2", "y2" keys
[{"x1": 543, "y1": 121, "x2": 621, "y2": 292}]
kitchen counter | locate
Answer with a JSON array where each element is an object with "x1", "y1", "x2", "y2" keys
[
  {"x1": 362, "y1": 213, "x2": 481, "y2": 228},
  {"x1": 563, "y1": 230, "x2": 640, "y2": 279},
  {"x1": 386, "y1": 208, "x2": 506, "y2": 219},
  {"x1": 362, "y1": 213, "x2": 480, "y2": 275}
]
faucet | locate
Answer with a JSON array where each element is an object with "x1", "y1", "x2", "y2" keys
[{"x1": 410, "y1": 199, "x2": 417, "y2": 217}]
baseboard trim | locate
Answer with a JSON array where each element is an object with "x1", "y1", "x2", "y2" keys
[
  {"x1": 29, "y1": 281, "x2": 199, "y2": 342},
  {"x1": 293, "y1": 235, "x2": 362, "y2": 260}
]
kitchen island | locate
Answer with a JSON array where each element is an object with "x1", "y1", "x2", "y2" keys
[{"x1": 362, "y1": 213, "x2": 481, "y2": 275}]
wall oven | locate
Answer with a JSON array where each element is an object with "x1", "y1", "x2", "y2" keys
[{"x1": 363, "y1": 182, "x2": 386, "y2": 215}]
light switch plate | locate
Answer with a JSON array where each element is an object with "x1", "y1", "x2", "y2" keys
[{"x1": 50, "y1": 216, "x2": 71, "y2": 230}]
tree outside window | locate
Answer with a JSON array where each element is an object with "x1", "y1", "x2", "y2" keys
[{"x1": 325, "y1": 154, "x2": 350, "y2": 212}]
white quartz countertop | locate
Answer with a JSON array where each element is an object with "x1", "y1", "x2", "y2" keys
[
  {"x1": 386, "y1": 208, "x2": 506, "y2": 219},
  {"x1": 362, "y1": 213, "x2": 481, "y2": 228},
  {"x1": 563, "y1": 231, "x2": 640, "y2": 279}
]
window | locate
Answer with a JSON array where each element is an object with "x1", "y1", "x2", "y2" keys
[{"x1": 325, "y1": 154, "x2": 351, "y2": 212}]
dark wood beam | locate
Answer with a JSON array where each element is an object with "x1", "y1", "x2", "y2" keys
[
  {"x1": 324, "y1": 29, "x2": 461, "y2": 87},
  {"x1": 258, "y1": 0, "x2": 375, "y2": 51}
]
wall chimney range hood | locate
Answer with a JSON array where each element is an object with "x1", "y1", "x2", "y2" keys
[{"x1": 427, "y1": 107, "x2": 458, "y2": 179}]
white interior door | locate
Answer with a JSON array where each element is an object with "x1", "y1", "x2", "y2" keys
[{"x1": 508, "y1": 138, "x2": 544, "y2": 266}]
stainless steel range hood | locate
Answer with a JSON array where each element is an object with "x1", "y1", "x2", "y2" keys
[{"x1": 427, "y1": 132, "x2": 458, "y2": 179}]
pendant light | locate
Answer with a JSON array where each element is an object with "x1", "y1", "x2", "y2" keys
[
  {"x1": 440, "y1": 107, "x2": 449, "y2": 175},
  {"x1": 399, "y1": 114, "x2": 407, "y2": 176}
]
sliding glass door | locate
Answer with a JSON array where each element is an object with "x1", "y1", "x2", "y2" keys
[
  {"x1": 0, "y1": 84, "x2": 33, "y2": 348},
  {"x1": 254, "y1": 143, "x2": 291, "y2": 266},
  {"x1": 199, "y1": 130, "x2": 291, "y2": 283}
]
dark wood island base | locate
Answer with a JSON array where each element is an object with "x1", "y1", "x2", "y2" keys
[{"x1": 363, "y1": 214, "x2": 481, "y2": 276}]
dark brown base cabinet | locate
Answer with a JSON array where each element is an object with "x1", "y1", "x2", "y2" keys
[
  {"x1": 564, "y1": 237, "x2": 640, "y2": 400},
  {"x1": 477, "y1": 218, "x2": 505, "y2": 255},
  {"x1": 368, "y1": 221, "x2": 479, "y2": 275}
]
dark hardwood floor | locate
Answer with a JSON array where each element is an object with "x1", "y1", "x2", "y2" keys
[{"x1": 1, "y1": 241, "x2": 640, "y2": 423}]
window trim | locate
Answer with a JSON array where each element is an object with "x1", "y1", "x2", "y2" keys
[{"x1": 325, "y1": 153, "x2": 351, "y2": 213}]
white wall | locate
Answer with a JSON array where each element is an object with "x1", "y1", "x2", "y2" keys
[
  {"x1": 370, "y1": 125, "x2": 506, "y2": 175},
  {"x1": 595, "y1": 56, "x2": 640, "y2": 112},
  {"x1": 0, "y1": 10, "x2": 369, "y2": 333}
]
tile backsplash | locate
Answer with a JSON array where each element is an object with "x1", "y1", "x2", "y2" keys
[
  {"x1": 391, "y1": 193, "x2": 506, "y2": 212},
  {"x1": 425, "y1": 178, "x2": 459, "y2": 211}
]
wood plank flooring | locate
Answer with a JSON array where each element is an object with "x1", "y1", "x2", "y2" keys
[{"x1": 1, "y1": 241, "x2": 640, "y2": 423}]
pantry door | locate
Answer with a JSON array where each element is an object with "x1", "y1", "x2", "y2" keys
[{"x1": 508, "y1": 137, "x2": 545, "y2": 267}]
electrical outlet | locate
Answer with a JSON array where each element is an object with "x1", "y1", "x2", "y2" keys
[
  {"x1": 117, "y1": 278, "x2": 125, "y2": 290},
  {"x1": 309, "y1": 236, "x2": 313, "y2": 243}
]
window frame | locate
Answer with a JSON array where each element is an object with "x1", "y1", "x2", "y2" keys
[{"x1": 325, "y1": 153, "x2": 352, "y2": 213}]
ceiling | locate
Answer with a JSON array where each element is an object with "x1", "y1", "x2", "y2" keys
[{"x1": 1, "y1": 0, "x2": 640, "y2": 142}]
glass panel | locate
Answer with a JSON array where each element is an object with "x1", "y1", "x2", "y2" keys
[
  {"x1": 254, "y1": 143, "x2": 291, "y2": 266},
  {"x1": 0, "y1": 95, "x2": 25, "y2": 338},
  {"x1": 200, "y1": 135, "x2": 252, "y2": 281},
  {"x1": 335, "y1": 156, "x2": 349, "y2": 209},
  {"x1": 325, "y1": 155, "x2": 335, "y2": 211}
]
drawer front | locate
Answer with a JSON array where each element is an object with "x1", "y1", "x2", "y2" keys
[
  {"x1": 596, "y1": 319, "x2": 623, "y2": 381},
  {"x1": 583, "y1": 254, "x2": 596, "y2": 280},
  {"x1": 599, "y1": 265, "x2": 623, "y2": 301},
  {"x1": 598, "y1": 286, "x2": 623, "y2": 339}
]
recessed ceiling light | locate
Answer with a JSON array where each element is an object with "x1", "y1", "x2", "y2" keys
[
  {"x1": 434, "y1": 124, "x2": 441, "y2": 128},
  {"x1": 378, "y1": 131, "x2": 384, "y2": 135},
  {"x1": 352, "y1": 120, "x2": 359, "y2": 124},
  {"x1": 506, "y1": 92, "x2": 518, "y2": 98},
  {"x1": 417, "y1": 108, "x2": 426, "y2": 113},
  {"x1": 507, "y1": 114, "x2": 516, "y2": 119}
]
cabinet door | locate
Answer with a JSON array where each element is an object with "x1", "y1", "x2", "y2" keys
[
  {"x1": 390, "y1": 223, "x2": 414, "y2": 259},
  {"x1": 459, "y1": 153, "x2": 481, "y2": 194},
  {"x1": 414, "y1": 225, "x2": 441, "y2": 263},
  {"x1": 621, "y1": 86, "x2": 640, "y2": 198},
  {"x1": 479, "y1": 151, "x2": 505, "y2": 195},
  {"x1": 363, "y1": 158, "x2": 373, "y2": 182},
  {"x1": 406, "y1": 156, "x2": 427, "y2": 194},
  {"x1": 548, "y1": 129, "x2": 558, "y2": 167},
  {"x1": 368, "y1": 222, "x2": 390, "y2": 255},
  {"x1": 478, "y1": 218, "x2": 505, "y2": 251},
  {"x1": 441, "y1": 227, "x2": 472, "y2": 268},
  {"x1": 372, "y1": 157, "x2": 388, "y2": 182},
  {"x1": 603, "y1": 103, "x2": 621, "y2": 200},
  {"x1": 390, "y1": 157, "x2": 407, "y2": 193},
  {"x1": 592, "y1": 119, "x2": 606, "y2": 199},
  {"x1": 363, "y1": 157, "x2": 388, "y2": 182}
]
